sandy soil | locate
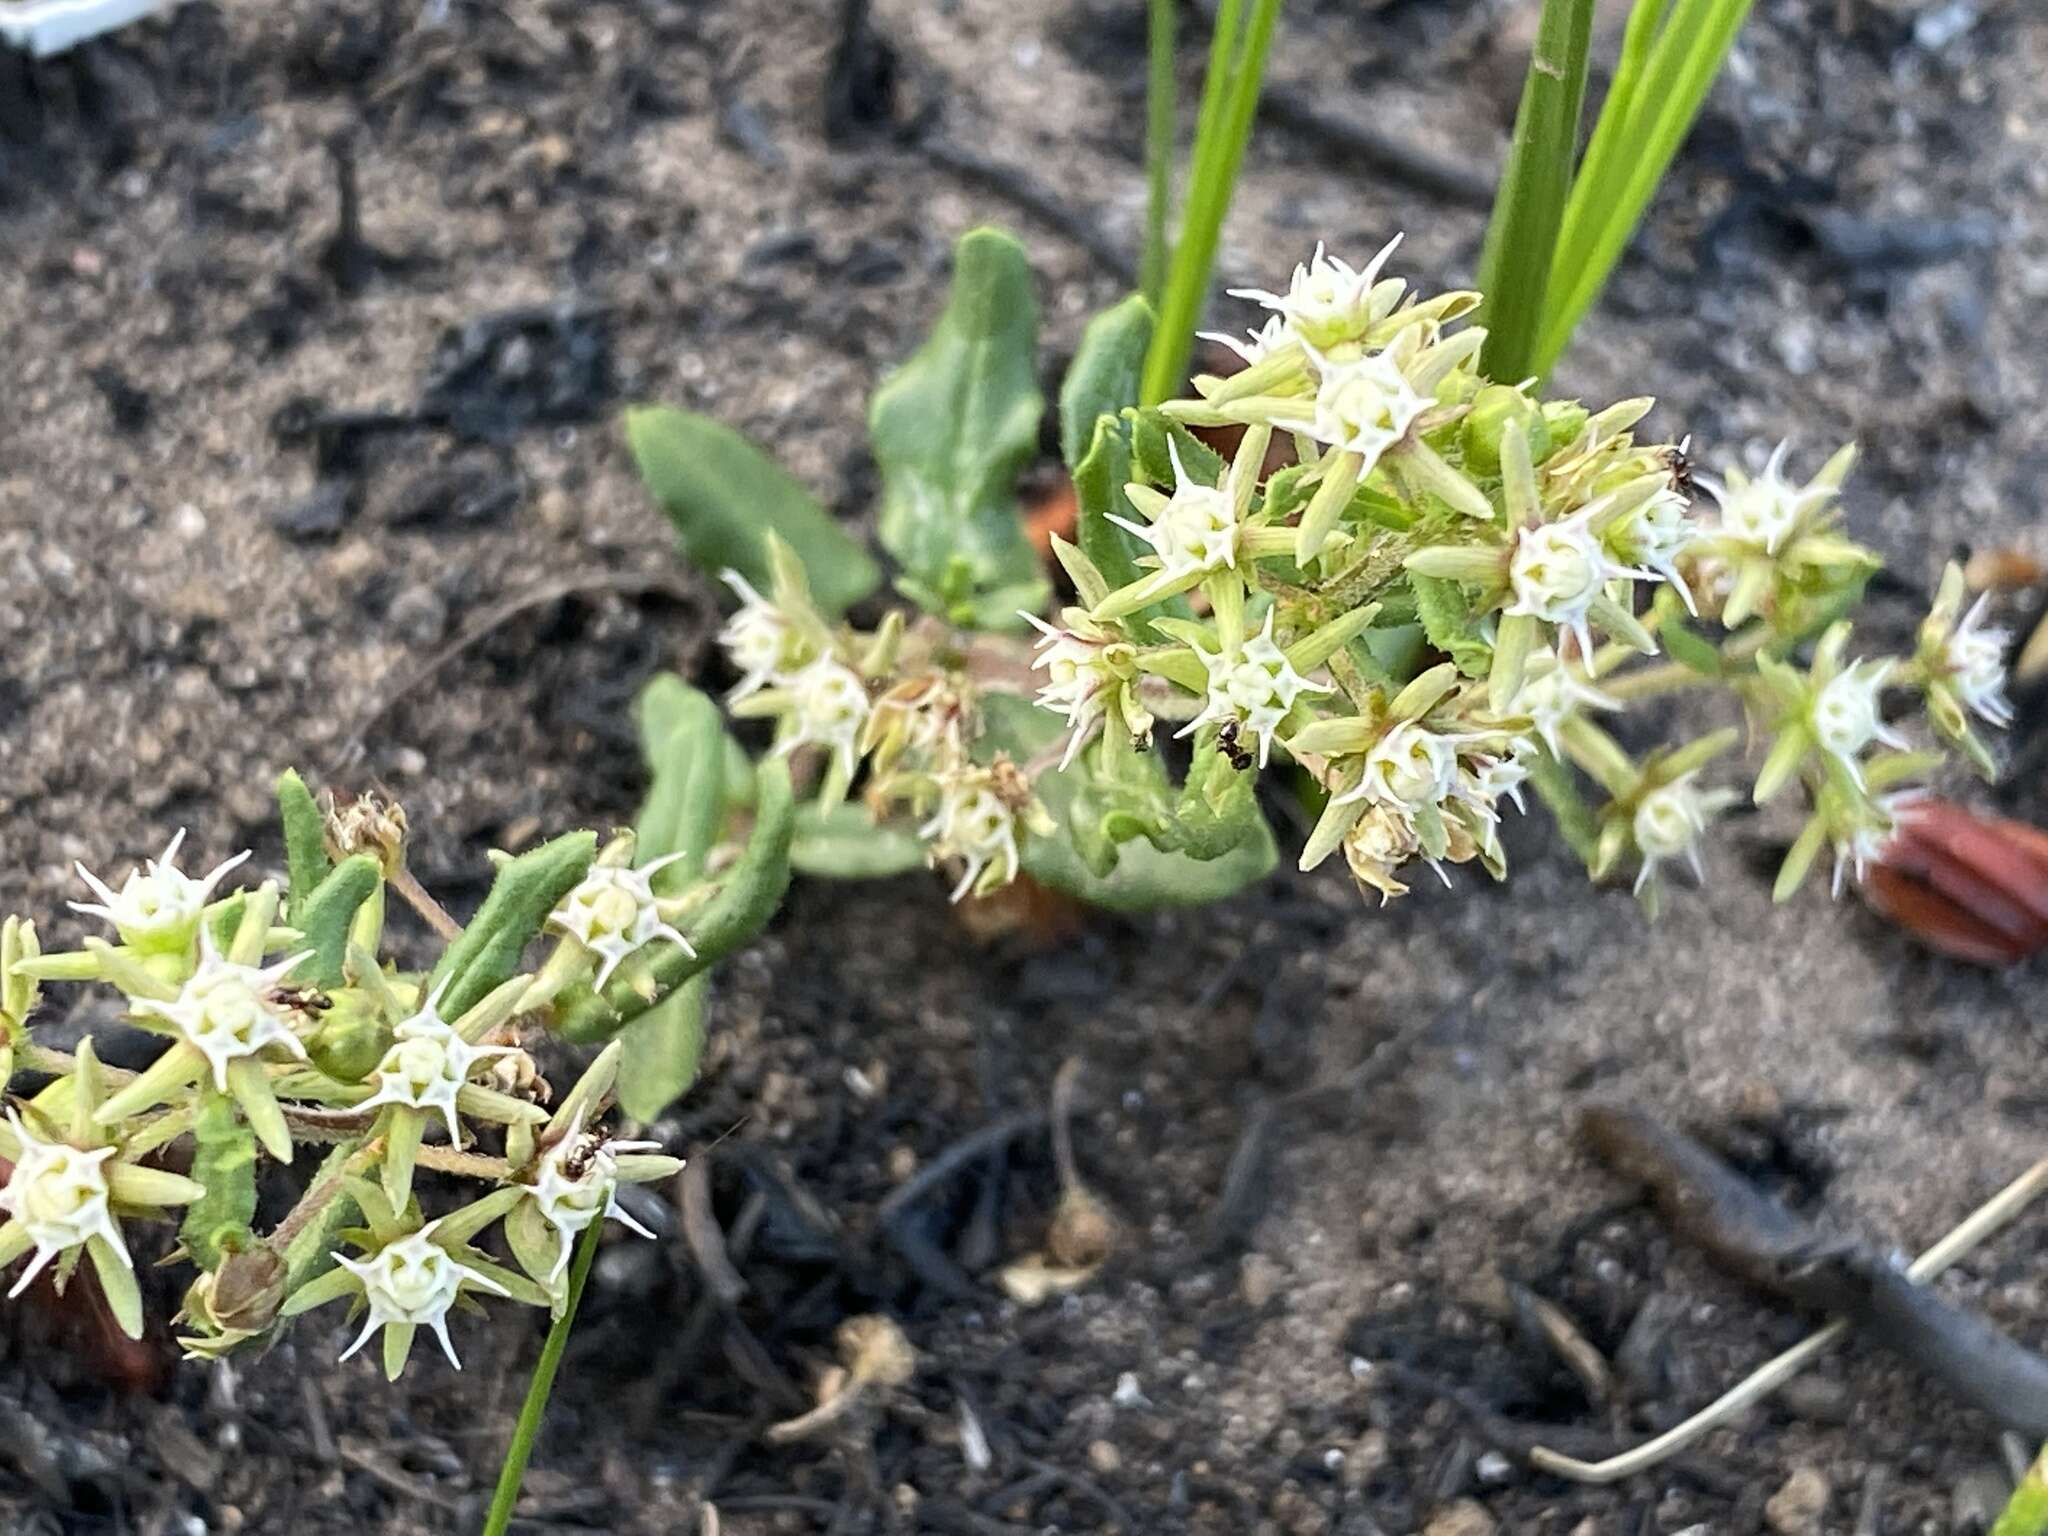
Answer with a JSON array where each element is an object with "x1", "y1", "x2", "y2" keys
[{"x1": 3, "y1": 0, "x2": 2048, "y2": 1531}]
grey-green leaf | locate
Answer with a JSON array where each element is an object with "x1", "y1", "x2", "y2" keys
[
  {"x1": 276, "y1": 769, "x2": 332, "y2": 921},
  {"x1": 1058, "y1": 295, "x2": 1153, "y2": 470},
  {"x1": 617, "y1": 976, "x2": 709, "y2": 1122},
  {"x1": 626, "y1": 405, "x2": 880, "y2": 617},
  {"x1": 977, "y1": 694, "x2": 1276, "y2": 911},
  {"x1": 294, "y1": 855, "x2": 382, "y2": 990},
  {"x1": 430, "y1": 831, "x2": 597, "y2": 1019},
  {"x1": 181, "y1": 1088, "x2": 257, "y2": 1270},
  {"x1": 790, "y1": 802, "x2": 928, "y2": 879},
  {"x1": 635, "y1": 674, "x2": 726, "y2": 889},
  {"x1": 870, "y1": 227, "x2": 1048, "y2": 630}
]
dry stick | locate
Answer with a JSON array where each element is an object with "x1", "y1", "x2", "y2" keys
[
  {"x1": 1531, "y1": 1152, "x2": 2048, "y2": 1483},
  {"x1": 389, "y1": 865, "x2": 462, "y2": 943}
]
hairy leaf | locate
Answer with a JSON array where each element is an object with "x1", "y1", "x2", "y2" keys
[
  {"x1": 977, "y1": 694, "x2": 1276, "y2": 910},
  {"x1": 1059, "y1": 296, "x2": 1154, "y2": 470},
  {"x1": 617, "y1": 976, "x2": 709, "y2": 1123},
  {"x1": 293, "y1": 855, "x2": 381, "y2": 990},
  {"x1": 634, "y1": 675, "x2": 726, "y2": 887},
  {"x1": 626, "y1": 406, "x2": 880, "y2": 617},
  {"x1": 276, "y1": 769, "x2": 332, "y2": 920},
  {"x1": 790, "y1": 802, "x2": 928, "y2": 879},
  {"x1": 430, "y1": 831, "x2": 597, "y2": 1019},
  {"x1": 870, "y1": 228, "x2": 1047, "y2": 630},
  {"x1": 1408, "y1": 573, "x2": 1494, "y2": 678},
  {"x1": 181, "y1": 1089, "x2": 258, "y2": 1269}
]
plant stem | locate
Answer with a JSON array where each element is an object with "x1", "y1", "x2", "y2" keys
[
  {"x1": 1475, "y1": 0, "x2": 1594, "y2": 383},
  {"x1": 1141, "y1": 0, "x2": 1177, "y2": 307},
  {"x1": 482, "y1": 1217, "x2": 604, "y2": 1536}
]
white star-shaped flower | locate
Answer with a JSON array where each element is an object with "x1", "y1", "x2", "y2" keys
[
  {"x1": 1337, "y1": 722, "x2": 1463, "y2": 811},
  {"x1": 1619, "y1": 488, "x2": 1703, "y2": 614},
  {"x1": 1198, "y1": 314, "x2": 1292, "y2": 368},
  {"x1": 1177, "y1": 610, "x2": 1330, "y2": 767},
  {"x1": 333, "y1": 1224, "x2": 508, "y2": 1370},
  {"x1": 1506, "y1": 505, "x2": 1649, "y2": 661},
  {"x1": 357, "y1": 983, "x2": 522, "y2": 1143},
  {"x1": 529, "y1": 1117, "x2": 663, "y2": 1283},
  {"x1": 1513, "y1": 653, "x2": 1620, "y2": 757},
  {"x1": 1632, "y1": 775, "x2": 1737, "y2": 894},
  {"x1": 1113, "y1": 435, "x2": 1242, "y2": 581},
  {"x1": 1697, "y1": 441, "x2": 1836, "y2": 557},
  {"x1": 129, "y1": 933, "x2": 312, "y2": 1089},
  {"x1": 1022, "y1": 615, "x2": 1117, "y2": 771},
  {"x1": 1277, "y1": 338, "x2": 1429, "y2": 475},
  {"x1": 1227, "y1": 236, "x2": 1405, "y2": 349},
  {"x1": 1810, "y1": 659, "x2": 1910, "y2": 786},
  {"x1": 547, "y1": 857, "x2": 697, "y2": 992},
  {"x1": 1945, "y1": 593, "x2": 2013, "y2": 728},
  {"x1": 72, "y1": 831, "x2": 251, "y2": 954},
  {"x1": 0, "y1": 1114, "x2": 126, "y2": 1299},
  {"x1": 776, "y1": 658, "x2": 871, "y2": 779},
  {"x1": 919, "y1": 778, "x2": 1023, "y2": 904},
  {"x1": 718, "y1": 571, "x2": 795, "y2": 701}
]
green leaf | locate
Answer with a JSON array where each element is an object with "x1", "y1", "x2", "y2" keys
[
  {"x1": 293, "y1": 856, "x2": 382, "y2": 990},
  {"x1": 870, "y1": 228, "x2": 1048, "y2": 630},
  {"x1": 791, "y1": 802, "x2": 928, "y2": 879},
  {"x1": 553, "y1": 761, "x2": 795, "y2": 1043},
  {"x1": 430, "y1": 831, "x2": 598, "y2": 1019},
  {"x1": 1060, "y1": 296, "x2": 1154, "y2": 470},
  {"x1": 181, "y1": 1089, "x2": 258, "y2": 1269},
  {"x1": 1476, "y1": 0, "x2": 1595, "y2": 382},
  {"x1": 277, "y1": 770, "x2": 332, "y2": 920},
  {"x1": 1408, "y1": 573, "x2": 1493, "y2": 678},
  {"x1": 634, "y1": 675, "x2": 726, "y2": 884},
  {"x1": 626, "y1": 405, "x2": 880, "y2": 617},
  {"x1": 1130, "y1": 408, "x2": 1224, "y2": 490},
  {"x1": 1658, "y1": 613, "x2": 1723, "y2": 677},
  {"x1": 977, "y1": 694, "x2": 1276, "y2": 911},
  {"x1": 617, "y1": 976, "x2": 709, "y2": 1122}
]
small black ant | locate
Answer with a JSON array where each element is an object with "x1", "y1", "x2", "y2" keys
[
  {"x1": 1664, "y1": 440, "x2": 1696, "y2": 499},
  {"x1": 1217, "y1": 720, "x2": 1256, "y2": 772}
]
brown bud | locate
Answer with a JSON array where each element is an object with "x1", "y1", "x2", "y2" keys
[
  {"x1": 1862, "y1": 799, "x2": 2048, "y2": 966},
  {"x1": 321, "y1": 788, "x2": 410, "y2": 877}
]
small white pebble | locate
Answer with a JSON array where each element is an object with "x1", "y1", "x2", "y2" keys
[
  {"x1": 1348, "y1": 1356, "x2": 1373, "y2": 1380},
  {"x1": 1112, "y1": 1371, "x2": 1150, "y2": 1408},
  {"x1": 1476, "y1": 1451, "x2": 1514, "y2": 1483}
]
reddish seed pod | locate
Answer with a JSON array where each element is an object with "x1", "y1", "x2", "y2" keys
[{"x1": 1862, "y1": 799, "x2": 2048, "y2": 966}]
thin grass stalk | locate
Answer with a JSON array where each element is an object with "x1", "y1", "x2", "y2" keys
[
  {"x1": 1475, "y1": 0, "x2": 1595, "y2": 383},
  {"x1": 1141, "y1": 0, "x2": 1178, "y2": 306},
  {"x1": 1140, "y1": 0, "x2": 1286, "y2": 406},
  {"x1": 1534, "y1": 0, "x2": 1754, "y2": 372},
  {"x1": 481, "y1": 1218, "x2": 606, "y2": 1536}
]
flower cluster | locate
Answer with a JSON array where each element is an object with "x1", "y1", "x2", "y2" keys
[
  {"x1": 700, "y1": 241, "x2": 2006, "y2": 915},
  {"x1": 1, "y1": 812, "x2": 686, "y2": 1376}
]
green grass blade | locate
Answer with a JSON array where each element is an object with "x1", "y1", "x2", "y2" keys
[
  {"x1": 482, "y1": 1218, "x2": 604, "y2": 1536},
  {"x1": 1534, "y1": 0, "x2": 1753, "y2": 373},
  {"x1": 1139, "y1": 0, "x2": 1285, "y2": 406},
  {"x1": 1475, "y1": 0, "x2": 1594, "y2": 384},
  {"x1": 1141, "y1": 0, "x2": 1177, "y2": 306}
]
